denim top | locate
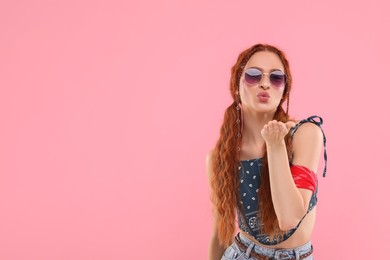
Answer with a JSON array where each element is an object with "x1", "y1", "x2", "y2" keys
[{"x1": 237, "y1": 115, "x2": 327, "y2": 246}]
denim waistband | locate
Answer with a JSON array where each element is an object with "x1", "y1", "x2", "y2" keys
[{"x1": 236, "y1": 232, "x2": 312, "y2": 259}]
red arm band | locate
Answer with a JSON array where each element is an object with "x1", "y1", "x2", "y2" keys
[{"x1": 290, "y1": 164, "x2": 318, "y2": 193}]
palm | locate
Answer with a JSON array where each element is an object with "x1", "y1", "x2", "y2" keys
[{"x1": 261, "y1": 120, "x2": 296, "y2": 144}]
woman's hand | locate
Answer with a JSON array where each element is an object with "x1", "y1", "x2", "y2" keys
[{"x1": 261, "y1": 120, "x2": 296, "y2": 146}]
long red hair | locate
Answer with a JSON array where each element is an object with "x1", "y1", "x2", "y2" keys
[{"x1": 210, "y1": 43, "x2": 295, "y2": 247}]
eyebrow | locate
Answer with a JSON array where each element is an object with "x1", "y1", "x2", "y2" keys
[{"x1": 248, "y1": 66, "x2": 284, "y2": 72}]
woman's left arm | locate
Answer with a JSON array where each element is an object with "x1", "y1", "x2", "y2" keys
[{"x1": 262, "y1": 120, "x2": 323, "y2": 231}]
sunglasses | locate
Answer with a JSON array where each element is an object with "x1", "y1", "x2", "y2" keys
[{"x1": 243, "y1": 67, "x2": 287, "y2": 88}]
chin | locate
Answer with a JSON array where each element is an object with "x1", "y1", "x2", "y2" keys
[{"x1": 253, "y1": 104, "x2": 277, "y2": 113}]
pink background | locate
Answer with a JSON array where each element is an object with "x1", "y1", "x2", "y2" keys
[{"x1": 1, "y1": 0, "x2": 389, "y2": 259}]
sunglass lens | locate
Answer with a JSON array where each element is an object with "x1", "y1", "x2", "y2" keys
[
  {"x1": 244, "y1": 68, "x2": 262, "y2": 85},
  {"x1": 270, "y1": 72, "x2": 286, "y2": 87}
]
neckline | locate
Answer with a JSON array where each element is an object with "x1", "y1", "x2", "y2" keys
[{"x1": 240, "y1": 157, "x2": 263, "y2": 162}]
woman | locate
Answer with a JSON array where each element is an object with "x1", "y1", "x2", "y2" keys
[{"x1": 207, "y1": 43, "x2": 327, "y2": 260}]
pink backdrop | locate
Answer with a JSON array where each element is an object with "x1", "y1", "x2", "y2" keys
[{"x1": 1, "y1": 0, "x2": 389, "y2": 259}]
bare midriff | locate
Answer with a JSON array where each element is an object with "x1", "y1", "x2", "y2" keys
[{"x1": 240, "y1": 207, "x2": 316, "y2": 249}]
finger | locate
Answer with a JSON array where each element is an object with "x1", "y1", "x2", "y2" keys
[
  {"x1": 275, "y1": 121, "x2": 282, "y2": 132},
  {"x1": 285, "y1": 121, "x2": 296, "y2": 131},
  {"x1": 269, "y1": 121, "x2": 276, "y2": 134},
  {"x1": 277, "y1": 122, "x2": 286, "y2": 131},
  {"x1": 261, "y1": 125, "x2": 268, "y2": 137}
]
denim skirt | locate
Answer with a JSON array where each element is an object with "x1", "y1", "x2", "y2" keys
[{"x1": 221, "y1": 232, "x2": 314, "y2": 260}]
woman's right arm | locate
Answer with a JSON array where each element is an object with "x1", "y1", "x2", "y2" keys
[{"x1": 206, "y1": 150, "x2": 226, "y2": 260}]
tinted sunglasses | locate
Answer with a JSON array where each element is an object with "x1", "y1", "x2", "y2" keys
[{"x1": 244, "y1": 67, "x2": 287, "y2": 88}]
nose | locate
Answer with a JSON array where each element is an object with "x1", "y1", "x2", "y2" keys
[
  {"x1": 259, "y1": 74, "x2": 271, "y2": 89},
  {"x1": 259, "y1": 83, "x2": 270, "y2": 89}
]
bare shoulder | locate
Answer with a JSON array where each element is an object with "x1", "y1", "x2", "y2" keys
[
  {"x1": 206, "y1": 149, "x2": 215, "y2": 181},
  {"x1": 206, "y1": 149, "x2": 214, "y2": 163},
  {"x1": 291, "y1": 121, "x2": 323, "y2": 172},
  {"x1": 293, "y1": 120, "x2": 323, "y2": 140}
]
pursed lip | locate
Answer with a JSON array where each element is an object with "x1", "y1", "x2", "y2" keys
[{"x1": 256, "y1": 91, "x2": 270, "y2": 98}]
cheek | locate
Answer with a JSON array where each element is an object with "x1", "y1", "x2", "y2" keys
[
  {"x1": 240, "y1": 85, "x2": 257, "y2": 100},
  {"x1": 274, "y1": 87, "x2": 286, "y2": 98}
]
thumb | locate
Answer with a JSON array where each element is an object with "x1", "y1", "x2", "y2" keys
[{"x1": 285, "y1": 121, "x2": 296, "y2": 131}]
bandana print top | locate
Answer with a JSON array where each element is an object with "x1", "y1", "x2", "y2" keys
[{"x1": 237, "y1": 115, "x2": 327, "y2": 246}]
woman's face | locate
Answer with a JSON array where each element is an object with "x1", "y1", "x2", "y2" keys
[{"x1": 239, "y1": 51, "x2": 286, "y2": 114}]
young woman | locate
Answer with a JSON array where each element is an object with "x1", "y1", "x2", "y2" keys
[{"x1": 207, "y1": 43, "x2": 327, "y2": 260}]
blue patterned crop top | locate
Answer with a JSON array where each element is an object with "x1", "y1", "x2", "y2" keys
[{"x1": 237, "y1": 115, "x2": 327, "y2": 246}]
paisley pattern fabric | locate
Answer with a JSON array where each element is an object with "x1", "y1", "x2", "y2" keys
[{"x1": 237, "y1": 115, "x2": 327, "y2": 245}]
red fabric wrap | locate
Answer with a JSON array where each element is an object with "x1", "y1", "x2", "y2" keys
[{"x1": 290, "y1": 164, "x2": 317, "y2": 193}]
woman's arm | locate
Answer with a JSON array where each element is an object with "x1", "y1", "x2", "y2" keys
[
  {"x1": 208, "y1": 213, "x2": 226, "y2": 260},
  {"x1": 262, "y1": 121, "x2": 323, "y2": 231},
  {"x1": 206, "y1": 150, "x2": 227, "y2": 260}
]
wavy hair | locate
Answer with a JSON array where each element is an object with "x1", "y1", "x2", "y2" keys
[{"x1": 210, "y1": 43, "x2": 295, "y2": 247}]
